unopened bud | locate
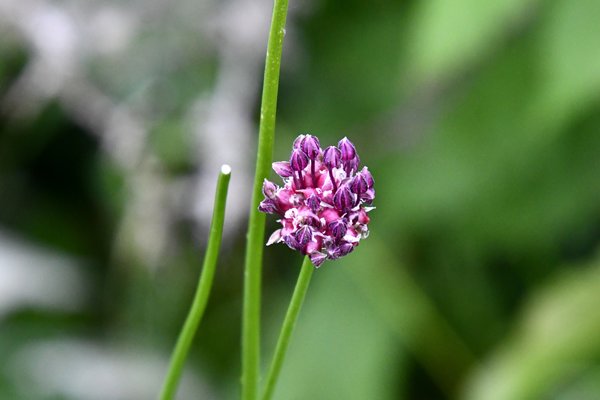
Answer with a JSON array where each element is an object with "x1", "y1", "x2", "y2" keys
[
  {"x1": 323, "y1": 146, "x2": 341, "y2": 169},
  {"x1": 290, "y1": 149, "x2": 309, "y2": 171},
  {"x1": 338, "y1": 137, "x2": 357, "y2": 161},
  {"x1": 350, "y1": 173, "x2": 368, "y2": 194},
  {"x1": 328, "y1": 219, "x2": 347, "y2": 240},
  {"x1": 301, "y1": 134, "x2": 321, "y2": 160},
  {"x1": 262, "y1": 179, "x2": 277, "y2": 199},
  {"x1": 295, "y1": 225, "x2": 313, "y2": 246},
  {"x1": 333, "y1": 185, "x2": 354, "y2": 212},
  {"x1": 272, "y1": 161, "x2": 293, "y2": 177}
]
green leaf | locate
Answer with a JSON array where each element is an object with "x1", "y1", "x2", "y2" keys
[
  {"x1": 463, "y1": 255, "x2": 600, "y2": 400},
  {"x1": 407, "y1": 0, "x2": 538, "y2": 82}
]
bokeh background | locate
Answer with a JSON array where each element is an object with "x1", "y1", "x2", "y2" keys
[{"x1": 1, "y1": 0, "x2": 599, "y2": 398}]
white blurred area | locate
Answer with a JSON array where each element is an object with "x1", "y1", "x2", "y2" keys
[
  {"x1": 0, "y1": 230, "x2": 215, "y2": 399},
  {"x1": 0, "y1": 0, "x2": 304, "y2": 397},
  {"x1": 0, "y1": 229, "x2": 88, "y2": 319},
  {"x1": 8, "y1": 339, "x2": 210, "y2": 400}
]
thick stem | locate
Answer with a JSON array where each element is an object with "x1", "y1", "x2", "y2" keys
[
  {"x1": 159, "y1": 165, "x2": 231, "y2": 400},
  {"x1": 262, "y1": 257, "x2": 314, "y2": 400},
  {"x1": 242, "y1": 0, "x2": 290, "y2": 399}
]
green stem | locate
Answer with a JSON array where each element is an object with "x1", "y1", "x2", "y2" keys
[
  {"x1": 262, "y1": 257, "x2": 314, "y2": 400},
  {"x1": 159, "y1": 165, "x2": 232, "y2": 400},
  {"x1": 242, "y1": 0, "x2": 289, "y2": 399}
]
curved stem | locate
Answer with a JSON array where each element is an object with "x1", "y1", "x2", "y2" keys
[
  {"x1": 242, "y1": 0, "x2": 290, "y2": 399},
  {"x1": 262, "y1": 257, "x2": 314, "y2": 400},
  {"x1": 159, "y1": 165, "x2": 232, "y2": 400}
]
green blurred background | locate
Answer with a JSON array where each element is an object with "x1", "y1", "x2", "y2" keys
[{"x1": 1, "y1": 0, "x2": 599, "y2": 398}]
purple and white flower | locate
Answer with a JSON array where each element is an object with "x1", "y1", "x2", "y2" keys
[{"x1": 259, "y1": 134, "x2": 375, "y2": 267}]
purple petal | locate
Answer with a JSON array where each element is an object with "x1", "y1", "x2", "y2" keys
[
  {"x1": 330, "y1": 242, "x2": 354, "y2": 259},
  {"x1": 360, "y1": 188, "x2": 375, "y2": 204},
  {"x1": 262, "y1": 179, "x2": 278, "y2": 199},
  {"x1": 339, "y1": 242, "x2": 355, "y2": 255},
  {"x1": 295, "y1": 225, "x2": 313, "y2": 247},
  {"x1": 306, "y1": 194, "x2": 321, "y2": 213},
  {"x1": 344, "y1": 154, "x2": 360, "y2": 175},
  {"x1": 361, "y1": 166, "x2": 374, "y2": 188},
  {"x1": 309, "y1": 251, "x2": 327, "y2": 267},
  {"x1": 297, "y1": 207, "x2": 321, "y2": 227},
  {"x1": 283, "y1": 235, "x2": 302, "y2": 251},
  {"x1": 266, "y1": 229, "x2": 283, "y2": 246},
  {"x1": 258, "y1": 199, "x2": 278, "y2": 214},
  {"x1": 272, "y1": 161, "x2": 293, "y2": 177}
]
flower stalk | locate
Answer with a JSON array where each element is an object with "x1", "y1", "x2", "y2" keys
[
  {"x1": 262, "y1": 256, "x2": 314, "y2": 400},
  {"x1": 159, "y1": 165, "x2": 232, "y2": 400},
  {"x1": 242, "y1": 0, "x2": 290, "y2": 398}
]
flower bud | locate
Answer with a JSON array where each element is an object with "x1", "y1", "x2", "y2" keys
[
  {"x1": 361, "y1": 166, "x2": 374, "y2": 188},
  {"x1": 293, "y1": 134, "x2": 306, "y2": 149},
  {"x1": 290, "y1": 149, "x2": 309, "y2": 171},
  {"x1": 323, "y1": 146, "x2": 341, "y2": 169},
  {"x1": 258, "y1": 199, "x2": 278, "y2": 214},
  {"x1": 333, "y1": 185, "x2": 354, "y2": 212},
  {"x1": 345, "y1": 154, "x2": 360, "y2": 174},
  {"x1": 328, "y1": 219, "x2": 347, "y2": 241},
  {"x1": 300, "y1": 134, "x2": 321, "y2": 160},
  {"x1": 338, "y1": 137, "x2": 357, "y2": 161},
  {"x1": 283, "y1": 235, "x2": 302, "y2": 251},
  {"x1": 262, "y1": 179, "x2": 277, "y2": 199},
  {"x1": 350, "y1": 173, "x2": 368, "y2": 194},
  {"x1": 272, "y1": 161, "x2": 293, "y2": 177},
  {"x1": 361, "y1": 188, "x2": 375, "y2": 204},
  {"x1": 295, "y1": 225, "x2": 312, "y2": 247},
  {"x1": 309, "y1": 251, "x2": 327, "y2": 267},
  {"x1": 306, "y1": 194, "x2": 320, "y2": 213},
  {"x1": 330, "y1": 242, "x2": 354, "y2": 259}
]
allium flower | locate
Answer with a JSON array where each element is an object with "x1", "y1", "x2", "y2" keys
[{"x1": 259, "y1": 134, "x2": 375, "y2": 267}]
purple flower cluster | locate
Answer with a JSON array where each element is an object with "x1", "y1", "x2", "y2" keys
[{"x1": 259, "y1": 134, "x2": 375, "y2": 267}]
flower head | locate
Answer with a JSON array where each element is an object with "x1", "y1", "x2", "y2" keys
[{"x1": 259, "y1": 134, "x2": 375, "y2": 267}]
